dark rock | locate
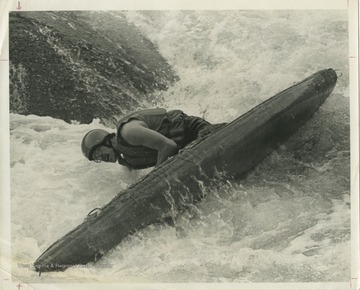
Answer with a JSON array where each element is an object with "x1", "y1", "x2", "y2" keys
[{"x1": 9, "y1": 11, "x2": 178, "y2": 125}]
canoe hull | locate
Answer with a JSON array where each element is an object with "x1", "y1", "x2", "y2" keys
[{"x1": 34, "y1": 68, "x2": 337, "y2": 272}]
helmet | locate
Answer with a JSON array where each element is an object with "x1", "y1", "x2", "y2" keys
[{"x1": 81, "y1": 129, "x2": 110, "y2": 160}]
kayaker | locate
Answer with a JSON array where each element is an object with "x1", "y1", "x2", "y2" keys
[{"x1": 81, "y1": 108, "x2": 218, "y2": 170}]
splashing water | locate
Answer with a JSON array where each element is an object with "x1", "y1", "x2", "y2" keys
[{"x1": 10, "y1": 10, "x2": 350, "y2": 283}]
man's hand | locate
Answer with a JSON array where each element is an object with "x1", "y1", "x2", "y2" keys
[
  {"x1": 154, "y1": 138, "x2": 178, "y2": 166},
  {"x1": 120, "y1": 120, "x2": 179, "y2": 166}
]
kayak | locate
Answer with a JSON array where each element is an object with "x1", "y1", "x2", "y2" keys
[{"x1": 34, "y1": 68, "x2": 337, "y2": 273}]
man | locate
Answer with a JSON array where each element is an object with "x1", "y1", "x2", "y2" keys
[{"x1": 81, "y1": 108, "x2": 220, "y2": 170}]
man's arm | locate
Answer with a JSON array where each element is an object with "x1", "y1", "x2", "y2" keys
[{"x1": 120, "y1": 120, "x2": 178, "y2": 166}]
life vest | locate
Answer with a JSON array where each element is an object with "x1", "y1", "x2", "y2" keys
[{"x1": 115, "y1": 108, "x2": 187, "y2": 170}]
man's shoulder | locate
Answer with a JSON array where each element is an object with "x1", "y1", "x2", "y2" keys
[{"x1": 121, "y1": 119, "x2": 147, "y2": 130}]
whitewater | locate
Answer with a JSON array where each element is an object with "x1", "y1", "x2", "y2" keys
[{"x1": 9, "y1": 10, "x2": 350, "y2": 283}]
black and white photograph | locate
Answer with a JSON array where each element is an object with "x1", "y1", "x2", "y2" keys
[{"x1": 1, "y1": 0, "x2": 358, "y2": 289}]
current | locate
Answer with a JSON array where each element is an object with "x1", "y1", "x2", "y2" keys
[{"x1": 9, "y1": 10, "x2": 350, "y2": 283}]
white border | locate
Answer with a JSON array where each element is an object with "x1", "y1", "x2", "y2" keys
[
  {"x1": 349, "y1": 0, "x2": 360, "y2": 289},
  {"x1": 0, "y1": 0, "x2": 11, "y2": 290},
  {"x1": 0, "y1": 0, "x2": 350, "y2": 11},
  {"x1": 0, "y1": 0, "x2": 358, "y2": 290}
]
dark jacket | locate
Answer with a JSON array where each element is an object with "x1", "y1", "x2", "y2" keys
[{"x1": 115, "y1": 108, "x2": 190, "y2": 169}]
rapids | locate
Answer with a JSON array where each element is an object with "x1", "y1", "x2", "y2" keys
[{"x1": 9, "y1": 10, "x2": 350, "y2": 283}]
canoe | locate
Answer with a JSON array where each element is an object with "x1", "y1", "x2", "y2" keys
[{"x1": 34, "y1": 68, "x2": 337, "y2": 273}]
